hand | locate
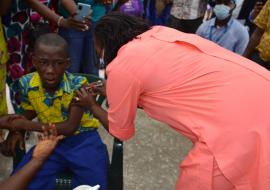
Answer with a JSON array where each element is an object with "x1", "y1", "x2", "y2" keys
[
  {"x1": 92, "y1": 80, "x2": 107, "y2": 97},
  {"x1": 61, "y1": 16, "x2": 90, "y2": 31},
  {"x1": 32, "y1": 124, "x2": 64, "y2": 162},
  {"x1": 1, "y1": 132, "x2": 24, "y2": 157},
  {"x1": 0, "y1": 114, "x2": 25, "y2": 130},
  {"x1": 74, "y1": 87, "x2": 98, "y2": 110}
]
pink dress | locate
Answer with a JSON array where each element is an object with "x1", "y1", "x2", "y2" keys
[{"x1": 106, "y1": 26, "x2": 270, "y2": 189}]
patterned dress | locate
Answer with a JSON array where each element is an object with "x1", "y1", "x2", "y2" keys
[{"x1": 2, "y1": 0, "x2": 49, "y2": 110}]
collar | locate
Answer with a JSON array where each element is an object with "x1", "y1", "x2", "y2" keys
[
  {"x1": 29, "y1": 72, "x2": 72, "y2": 95},
  {"x1": 211, "y1": 17, "x2": 234, "y2": 28}
]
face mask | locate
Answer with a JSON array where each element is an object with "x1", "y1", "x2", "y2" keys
[{"x1": 213, "y1": 4, "x2": 231, "y2": 20}]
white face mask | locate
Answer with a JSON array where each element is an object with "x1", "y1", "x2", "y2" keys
[{"x1": 213, "y1": 4, "x2": 231, "y2": 20}]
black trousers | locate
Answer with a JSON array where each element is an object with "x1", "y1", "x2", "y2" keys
[{"x1": 167, "y1": 15, "x2": 204, "y2": 33}]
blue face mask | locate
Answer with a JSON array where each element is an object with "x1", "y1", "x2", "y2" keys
[{"x1": 213, "y1": 4, "x2": 231, "y2": 20}]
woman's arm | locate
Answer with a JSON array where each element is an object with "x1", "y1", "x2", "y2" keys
[
  {"x1": 243, "y1": 27, "x2": 264, "y2": 58},
  {"x1": 26, "y1": 0, "x2": 88, "y2": 31}
]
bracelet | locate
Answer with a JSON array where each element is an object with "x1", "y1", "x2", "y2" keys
[{"x1": 57, "y1": 16, "x2": 64, "y2": 27}]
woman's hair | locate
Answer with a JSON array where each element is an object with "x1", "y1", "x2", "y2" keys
[{"x1": 95, "y1": 12, "x2": 151, "y2": 64}]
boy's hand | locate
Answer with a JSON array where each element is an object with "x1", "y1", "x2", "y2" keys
[
  {"x1": 32, "y1": 124, "x2": 64, "y2": 162},
  {"x1": 0, "y1": 114, "x2": 25, "y2": 130},
  {"x1": 1, "y1": 132, "x2": 25, "y2": 157}
]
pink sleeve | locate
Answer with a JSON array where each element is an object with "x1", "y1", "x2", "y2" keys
[{"x1": 107, "y1": 68, "x2": 141, "y2": 141}]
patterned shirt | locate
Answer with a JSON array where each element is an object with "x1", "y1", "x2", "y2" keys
[
  {"x1": 170, "y1": 0, "x2": 208, "y2": 20},
  {"x1": 254, "y1": 0, "x2": 270, "y2": 62},
  {"x1": 19, "y1": 72, "x2": 100, "y2": 133}
]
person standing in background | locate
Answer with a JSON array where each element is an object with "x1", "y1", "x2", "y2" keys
[
  {"x1": 196, "y1": 0, "x2": 249, "y2": 55},
  {"x1": 58, "y1": 0, "x2": 108, "y2": 75},
  {"x1": 0, "y1": 0, "x2": 11, "y2": 141},
  {"x1": 243, "y1": 0, "x2": 270, "y2": 70},
  {"x1": 167, "y1": 0, "x2": 208, "y2": 33}
]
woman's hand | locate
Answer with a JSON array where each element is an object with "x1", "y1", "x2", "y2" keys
[
  {"x1": 32, "y1": 124, "x2": 64, "y2": 162},
  {"x1": 74, "y1": 87, "x2": 98, "y2": 110},
  {"x1": 0, "y1": 114, "x2": 25, "y2": 130},
  {"x1": 1, "y1": 132, "x2": 25, "y2": 157},
  {"x1": 92, "y1": 80, "x2": 107, "y2": 97},
  {"x1": 61, "y1": 16, "x2": 90, "y2": 31}
]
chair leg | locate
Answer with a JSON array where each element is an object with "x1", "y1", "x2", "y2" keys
[{"x1": 108, "y1": 138, "x2": 123, "y2": 190}]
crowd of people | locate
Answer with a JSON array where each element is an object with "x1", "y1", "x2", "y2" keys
[{"x1": 1, "y1": 0, "x2": 270, "y2": 190}]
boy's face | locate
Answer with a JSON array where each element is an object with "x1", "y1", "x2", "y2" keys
[{"x1": 33, "y1": 44, "x2": 69, "y2": 92}]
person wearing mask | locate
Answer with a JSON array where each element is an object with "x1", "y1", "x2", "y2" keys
[
  {"x1": 196, "y1": 0, "x2": 249, "y2": 55},
  {"x1": 167, "y1": 0, "x2": 208, "y2": 33},
  {"x1": 243, "y1": 0, "x2": 270, "y2": 70}
]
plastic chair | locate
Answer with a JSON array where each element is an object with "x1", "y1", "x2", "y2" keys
[{"x1": 13, "y1": 74, "x2": 123, "y2": 190}]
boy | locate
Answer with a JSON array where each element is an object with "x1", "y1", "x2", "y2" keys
[{"x1": 3, "y1": 33, "x2": 108, "y2": 190}]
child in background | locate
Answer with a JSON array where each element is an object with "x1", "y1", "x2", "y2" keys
[{"x1": 2, "y1": 33, "x2": 108, "y2": 190}]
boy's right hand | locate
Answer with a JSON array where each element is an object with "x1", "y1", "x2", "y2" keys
[{"x1": 1, "y1": 132, "x2": 25, "y2": 157}]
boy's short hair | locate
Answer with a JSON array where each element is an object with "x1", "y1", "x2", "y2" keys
[{"x1": 34, "y1": 33, "x2": 68, "y2": 55}]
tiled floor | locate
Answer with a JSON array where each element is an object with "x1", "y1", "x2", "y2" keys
[{"x1": 0, "y1": 110, "x2": 192, "y2": 189}]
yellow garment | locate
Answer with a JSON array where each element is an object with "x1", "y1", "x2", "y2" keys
[
  {"x1": 0, "y1": 18, "x2": 8, "y2": 116},
  {"x1": 0, "y1": 64, "x2": 7, "y2": 115},
  {"x1": 19, "y1": 72, "x2": 100, "y2": 133},
  {"x1": 0, "y1": 18, "x2": 9, "y2": 65},
  {"x1": 254, "y1": 0, "x2": 270, "y2": 62}
]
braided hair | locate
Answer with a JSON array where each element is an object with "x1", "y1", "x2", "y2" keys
[{"x1": 95, "y1": 12, "x2": 151, "y2": 65}]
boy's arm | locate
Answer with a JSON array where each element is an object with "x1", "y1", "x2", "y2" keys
[{"x1": 13, "y1": 104, "x2": 84, "y2": 136}]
